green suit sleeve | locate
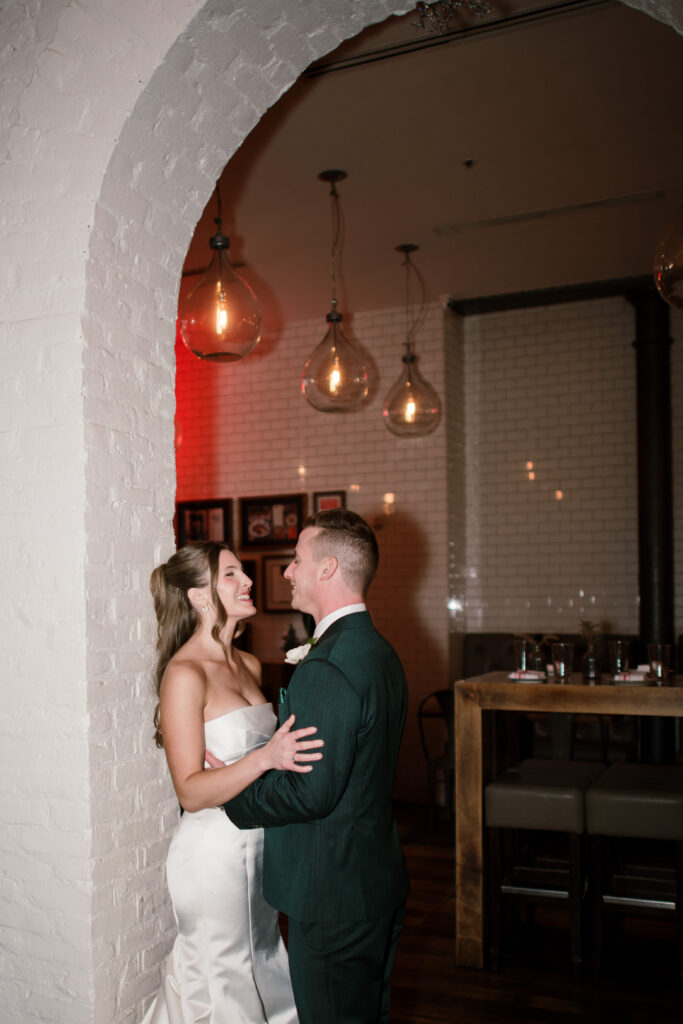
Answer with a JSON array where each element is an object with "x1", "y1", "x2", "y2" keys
[{"x1": 224, "y1": 658, "x2": 361, "y2": 828}]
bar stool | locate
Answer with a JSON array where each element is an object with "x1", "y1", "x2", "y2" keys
[
  {"x1": 417, "y1": 688, "x2": 454, "y2": 827},
  {"x1": 585, "y1": 762, "x2": 683, "y2": 978},
  {"x1": 485, "y1": 758, "x2": 606, "y2": 973}
]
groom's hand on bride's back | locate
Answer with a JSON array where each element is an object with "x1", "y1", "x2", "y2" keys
[
  {"x1": 204, "y1": 714, "x2": 324, "y2": 775},
  {"x1": 204, "y1": 744, "x2": 323, "y2": 773}
]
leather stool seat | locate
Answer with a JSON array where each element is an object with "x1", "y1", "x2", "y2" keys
[
  {"x1": 486, "y1": 759, "x2": 607, "y2": 833},
  {"x1": 485, "y1": 759, "x2": 606, "y2": 972},
  {"x1": 586, "y1": 762, "x2": 683, "y2": 840},
  {"x1": 585, "y1": 762, "x2": 683, "y2": 977}
]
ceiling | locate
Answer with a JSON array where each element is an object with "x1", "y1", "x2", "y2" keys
[{"x1": 182, "y1": 0, "x2": 683, "y2": 330}]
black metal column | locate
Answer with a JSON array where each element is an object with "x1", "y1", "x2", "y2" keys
[{"x1": 628, "y1": 287, "x2": 675, "y2": 761}]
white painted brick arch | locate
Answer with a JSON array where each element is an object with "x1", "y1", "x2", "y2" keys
[
  {"x1": 84, "y1": 5, "x2": 418, "y2": 1021},
  {"x1": 0, "y1": 0, "x2": 678, "y2": 1021},
  {"x1": 1, "y1": 2, "x2": 415, "y2": 1022}
]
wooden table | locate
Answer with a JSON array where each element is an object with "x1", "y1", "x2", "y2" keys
[{"x1": 454, "y1": 671, "x2": 683, "y2": 968}]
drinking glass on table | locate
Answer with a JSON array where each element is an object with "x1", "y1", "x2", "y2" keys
[
  {"x1": 529, "y1": 642, "x2": 546, "y2": 676},
  {"x1": 514, "y1": 638, "x2": 529, "y2": 672},
  {"x1": 551, "y1": 642, "x2": 574, "y2": 683},
  {"x1": 608, "y1": 640, "x2": 630, "y2": 678},
  {"x1": 647, "y1": 643, "x2": 671, "y2": 685}
]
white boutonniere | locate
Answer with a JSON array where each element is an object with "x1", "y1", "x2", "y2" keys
[{"x1": 284, "y1": 638, "x2": 317, "y2": 665}]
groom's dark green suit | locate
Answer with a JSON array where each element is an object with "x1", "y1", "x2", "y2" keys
[{"x1": 224, "y1": 610, "x2": 409, "y2": 1023}]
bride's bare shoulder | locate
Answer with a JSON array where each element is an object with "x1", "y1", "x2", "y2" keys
[{"x1": 161, "y1": 648, "x2": 208, "y2": 697}]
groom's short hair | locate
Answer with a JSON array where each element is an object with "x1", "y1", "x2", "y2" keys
[{"x1": 304, "y1": 508, "x2": 378, "y2": 595}]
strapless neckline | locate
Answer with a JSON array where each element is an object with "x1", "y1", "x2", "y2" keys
[{"x1": 205, "y1": 703, "x2": 272, "y2": 726}]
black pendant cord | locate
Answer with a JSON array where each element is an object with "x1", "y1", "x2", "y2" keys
[
  {"x1": 329, "y1": 183, "x2": 341, "y2": 307},
  {"x1": 396, "y1": 243, "x2": 427, "y2": 354},
  {"x1": 209, "y1": 180, "x2": 230, "y2": 252},
  {"x1": 319, "y1": 170, "x2": 347, "y2": 310}
]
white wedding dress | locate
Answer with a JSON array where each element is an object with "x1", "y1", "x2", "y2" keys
[{"x1": 142, "y1": 704, "x2": 298, "y2": 1024}]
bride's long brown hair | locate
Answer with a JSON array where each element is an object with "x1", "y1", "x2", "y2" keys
[{"x1": 149, "y1": 541, "x2": 241, "y2": 748}]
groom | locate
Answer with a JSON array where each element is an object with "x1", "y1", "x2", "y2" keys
[{"x1": 224, "y1": 508, "x2": 409, "y2": 1024}]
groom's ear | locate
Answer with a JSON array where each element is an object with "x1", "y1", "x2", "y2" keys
[{"x1": 319, "y1": 556, "x2": 338, "y2": 580}]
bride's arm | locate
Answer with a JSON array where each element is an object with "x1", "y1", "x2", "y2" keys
[{"x1": 160, "y1": 663, "x2": 322, "y2": 813}]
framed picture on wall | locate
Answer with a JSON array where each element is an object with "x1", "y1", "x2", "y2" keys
[
  {"x1": 240, "y1": 494, "x2": 306, "y2": 549},
  {"x1": 263, "y1": 554, "x2": 295, "y2": 612},
  {"x1": 176, "y1": 499, "x2": 232, "y2": 547},
  {"x1": 313, "y1": 490, "x2": 346, "y2": 513}
]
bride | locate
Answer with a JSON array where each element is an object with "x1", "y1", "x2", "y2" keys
[{"x1": 142, "y1": 541, "x2": 323, "y2": 1024}]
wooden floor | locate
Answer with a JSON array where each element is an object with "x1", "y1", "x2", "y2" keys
[{"x1": 389, "y1": 803, "x2": 682, "y2": 1024}]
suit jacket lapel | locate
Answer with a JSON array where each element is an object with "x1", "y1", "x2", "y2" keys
[{"x1": 279, "y1": 612, "x2": 371, "y2": 709}]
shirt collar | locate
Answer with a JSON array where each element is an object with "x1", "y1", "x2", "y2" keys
[{"x1": 314, "y1": 603, "x2": 366, "y2": 640}]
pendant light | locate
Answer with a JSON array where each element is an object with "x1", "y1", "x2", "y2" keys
[
  {"x1": 302, "y1": 170, "x2": 368, "y2": 412},
  {"x1": 654, "y1": 203, "x2": 683, "y2": 311},
  {"x1": 382, "y1": 244, "x2": 441, "y2": 438},
  {"x1": 179, "y1": 181, "x2": 261, "y2": 362}
]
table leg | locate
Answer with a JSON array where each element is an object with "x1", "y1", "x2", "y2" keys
[{"x1": 455, "y1": 685, "x2": 484, "y2": 967}]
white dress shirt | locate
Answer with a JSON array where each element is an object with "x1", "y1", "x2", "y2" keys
[{"x1": 313, "y1": 603, "x2": 367, "y2": 641}]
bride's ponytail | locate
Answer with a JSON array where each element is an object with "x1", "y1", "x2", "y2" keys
[{"x1": 149, "y1": 542, "x2": 233, "y2": 747}]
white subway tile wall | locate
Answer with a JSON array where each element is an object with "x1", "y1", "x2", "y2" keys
[{"x1": 463, "y1": 298, "x2": 683, "y2": 637}]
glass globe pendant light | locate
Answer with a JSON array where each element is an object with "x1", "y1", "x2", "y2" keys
[
  {"x1": 302, "y1": 170, "x2": 368, "y2": 412},
  {"x1": 382, "y1": 244, "x2": 441, "y2": 437},
  {"x1": 654, "y1": 203, "x2": 683, "y2": 311},
  {"x1": 179, "y1": 181, "x2": 261, "y2": 362}
]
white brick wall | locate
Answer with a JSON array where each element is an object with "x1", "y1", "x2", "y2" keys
[
  {"x1": 1, "y1": 1, "x2": 416, "y2": 1022},
  {"x1": 1, "y1": 0, "x2": 207, "y2": 1019},
  {"x1": 464, "y1": 298, "x2": 683, "y2": 637}
]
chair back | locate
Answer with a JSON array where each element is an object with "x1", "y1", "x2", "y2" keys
[{"x1": 417, "y1": 688, "x2": 454, "y2": 766}]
